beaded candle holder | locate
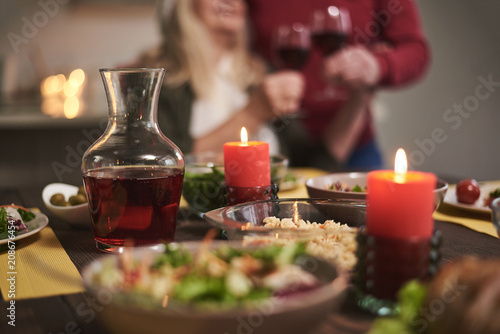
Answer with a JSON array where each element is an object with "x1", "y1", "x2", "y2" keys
[
  {"x1": 353, "y1": 227, "x2": 442, "y2": 315},
  {"x1": 222, "y1": 182, "x2": 279, "y2": 206}
]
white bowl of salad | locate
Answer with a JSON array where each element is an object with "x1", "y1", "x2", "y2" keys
[{"x1": 82, "y1": 241, "x2": 348, "y2": 334}]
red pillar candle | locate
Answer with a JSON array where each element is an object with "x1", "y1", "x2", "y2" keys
[
  {"x1": 223, "y1": 127, "x2": 271, "y2": 188},
  {"x1": 366, "y1": 149, "x2": 436, "y2": 240}
]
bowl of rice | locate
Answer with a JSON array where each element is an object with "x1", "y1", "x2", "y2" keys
[{"x1": 204, "y1": 198, "x2": 365, "y2": 271}]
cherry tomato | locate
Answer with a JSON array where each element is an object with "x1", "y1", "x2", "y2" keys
[{"x1": 456, "y1": 179, "x2": 481, "y2": 204}]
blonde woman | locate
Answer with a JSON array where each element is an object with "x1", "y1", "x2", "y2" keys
[{"x1": 136, "y1": 0, "x2": 304, "y2": 154}]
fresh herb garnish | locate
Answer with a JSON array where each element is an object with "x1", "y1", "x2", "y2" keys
[
  {"x1": 0, "y1": 207, "x2": 18, "y2": 240},
  {"x1": 489, "y1": 188, "x2": 500, "y2": 199},
  {"x1": 18, "y1": 208, "x2": 35, "y2": 222},
  {"x1": 351, "y1": 185, "x2": 364, "y2": 192},
  {"x1": 0, "y1": 208, "x2": 8, "y2": 235}
]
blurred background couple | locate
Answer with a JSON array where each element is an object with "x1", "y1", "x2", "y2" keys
[{"x1": 132, "y1": 0, "x2": 430, "y2": 172}]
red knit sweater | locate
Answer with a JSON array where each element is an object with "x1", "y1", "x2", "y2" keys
[{"x1": 247, "y1": 0, "x2": 430, "y2": 145}]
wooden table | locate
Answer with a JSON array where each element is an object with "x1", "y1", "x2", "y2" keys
[{"x1": 1, "y1": 180, "x2": 500, "y2": 334}]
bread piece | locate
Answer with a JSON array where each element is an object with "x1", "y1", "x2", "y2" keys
[{"x1": 423, "y1": 257, "x2": 500, "y2": 334}]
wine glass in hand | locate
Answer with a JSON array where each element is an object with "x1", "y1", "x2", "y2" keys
[
  {"x1": 270, "y1": 23, "x2": 310, "y2": 121},
  {"x1": 272, "y1": 23, "x2": 311, "y2": 71},
  {"x1": 310, "y1": 6, "x2": 351, "y2": 99}
]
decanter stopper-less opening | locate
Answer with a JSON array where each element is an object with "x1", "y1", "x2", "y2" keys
[{"x1": 81, "y1": 68, "x2": 184, "y2": 253}]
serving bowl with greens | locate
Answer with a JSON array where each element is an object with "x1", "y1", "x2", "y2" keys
[
  {"x1": 182, "y1": 152, "x2": 289, "y2": 214},
  {"x1": 182, "y1": 152, "x2": 225, "y2": 214},
  {"x1": 82, "y1": 241, "x2": 348, "y2": 334}
]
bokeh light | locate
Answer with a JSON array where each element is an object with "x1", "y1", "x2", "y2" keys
[
  {"x1": 69, "y1": 69, "x2": 85, "y2": 86},
  {"x1": 63, "y1": 78, "x2": 79, "y2": 97},
  {"x1": 40, "y1": 69, "x2": 86, "y2": 119},
  {"x1": 63, "y1": 96, "x2": 79, "y2": 119}
]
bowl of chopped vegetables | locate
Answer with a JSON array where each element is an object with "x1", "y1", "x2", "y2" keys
[
  {"x1": 182, "y1": 152, "x2": 289, "y2": 214},
  {"x1": 82, "y1": 240, "x2": 348, "y2": 334},
  {"x1": 306, "y1": 173, "x2": 448, "y2": 211}
]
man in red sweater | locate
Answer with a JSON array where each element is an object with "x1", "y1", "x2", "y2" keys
[{"x1": 246, "y1": 0, "x2": 430, "y2": 170}]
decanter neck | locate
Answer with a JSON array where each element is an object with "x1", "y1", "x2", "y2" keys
[{"x1": 100, "y1": 68, "x2": 164, "y2": 127}]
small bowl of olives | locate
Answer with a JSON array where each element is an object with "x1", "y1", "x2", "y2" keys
[{"x1": 42, "y1": 183, "x2": 91, "y2": 228}]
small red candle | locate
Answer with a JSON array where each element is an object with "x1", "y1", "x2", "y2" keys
[
  {"x1": 367, "y1": 149, "x2": 436, "y2": 240},
  {"x1": 223, "y1": 127, "x2": 271, "y2": 188}
]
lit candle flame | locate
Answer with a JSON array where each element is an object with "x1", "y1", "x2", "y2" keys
[
  {"x1": 240, "y1": 127, "x2": 248, "y2": 146},
  {"x1": 394, "y1": 148, "x2": 407, "y2": 183}
]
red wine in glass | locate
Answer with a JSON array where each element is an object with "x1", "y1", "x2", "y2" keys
[
  {"x1": 310, "y1": 6, "x2": 351, "y2": 99},
  {"x1": 276, "y1": 46, "x2": 310, "y2": 70},
  {"x1": 311, "y1": 31, "x2": 347, "y2": 55},
  {"x1": 273, "y1": 23, "x2": 311, "y2": 71}
]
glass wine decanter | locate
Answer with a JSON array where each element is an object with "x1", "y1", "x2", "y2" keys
[{"x1": 81, "y1": 68, "x2": 184, "y2": 253}]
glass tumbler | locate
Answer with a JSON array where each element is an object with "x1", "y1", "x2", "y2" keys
[{"x1": 81, "y1": 68, "x2": 184, "y2": 253}]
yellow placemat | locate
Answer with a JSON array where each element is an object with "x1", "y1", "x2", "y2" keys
[
  {"x1": 180, "y1": 195, "x2": 189, "y2": 208},
  {"x1": 433, "y1": 204, "x2": 497, "y2": 238},
  {"x1": 279, "y1": 167, "x2": 328, "y2": 198},
  {"x1": 0, "y1": 224, "x2": 84, "y2": 301}
]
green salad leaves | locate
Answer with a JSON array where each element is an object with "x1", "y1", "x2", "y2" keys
[
  {"x1": 0, "y1": 208, "x2": 9, "y2": 238},
  {"x1": 96, "y1": 242, "x2": 313, "y2": 308},
  {"x1": 18, "y1": 208, "x2": 35, "y2": 223},
  {"x1": 369, "y1": 281, "x2": 428, "y2": 334},
  {"x1": 152, "y1": 244, "x2": 192, "y2": 269},
  {"x1": 182, "y1": 167, "x2": 225, "y2": 213},
  {"x1": 0, "y1": 206, "x2": 35, "y2": 240}
]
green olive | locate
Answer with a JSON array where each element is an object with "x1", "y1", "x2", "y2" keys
[
  {"x1": 69, "y1": 194, "x2": 87, "y2": 205},
  {"x1": 75, "y1": 194, "x2": 88, "y2": 204},
  {"x1": 50, "y1": 193, "x2": 66, "y2": 206},
  {"x1": 77, "y1": 186, "x2": 86, "y2": 196}
]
